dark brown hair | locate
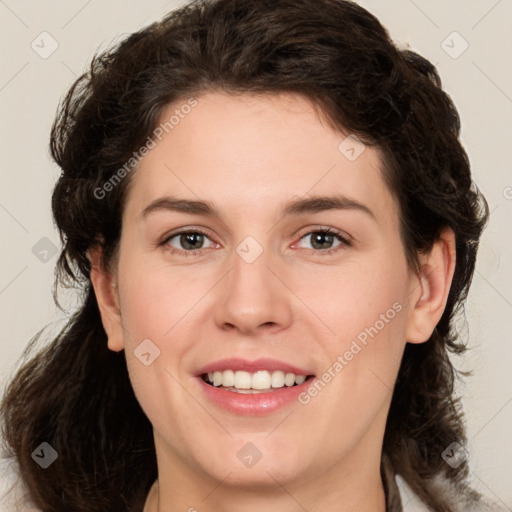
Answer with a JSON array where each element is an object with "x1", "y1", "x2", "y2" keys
[{"x1": 1, "y1": 0, "x2": 489, "y2": 510}]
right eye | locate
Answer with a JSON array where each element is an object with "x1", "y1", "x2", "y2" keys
[{"x1": 161, "y1": 229, "x2": 217, "y2": 256}]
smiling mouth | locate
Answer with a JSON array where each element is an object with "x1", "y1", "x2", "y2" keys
[{"x1": 201, "y1": 370, "x2": 315, "y2": 393}]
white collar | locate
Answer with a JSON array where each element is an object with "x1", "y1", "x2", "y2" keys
[
  {"x1": 395, "y1": 472, "x2": 504, "y2": 512},
  {"x1": 396, "y1": 474, "x2": 431, "y2": 511}
]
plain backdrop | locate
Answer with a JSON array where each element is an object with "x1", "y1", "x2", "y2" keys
[{"x1": 0, "y1": 0, "x2": 511, "y2": 508}]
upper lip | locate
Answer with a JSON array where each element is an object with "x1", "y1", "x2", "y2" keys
[{"x1": 196, "y1": 358, "x2": 315, "y2": 376}]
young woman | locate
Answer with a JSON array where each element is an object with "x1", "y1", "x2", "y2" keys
[{"x1": 1, "y1": 0, "x2": 499, "y2": 510}]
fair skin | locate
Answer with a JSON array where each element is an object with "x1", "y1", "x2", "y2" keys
[{"x1": 89, "y1": 91, "x2": 455, "y2": 512}]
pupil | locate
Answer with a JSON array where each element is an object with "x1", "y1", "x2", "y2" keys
[
  {"x1": 182, "y1": 233, "x2": 203, "y2": 250},
  {"x1": 312, "y1": 233, "x2": 333, "y2": 250}
]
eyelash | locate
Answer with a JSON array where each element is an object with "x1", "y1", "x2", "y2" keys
[{"x1": 160, "y1": 227, "x2": 352, "y2": 257}]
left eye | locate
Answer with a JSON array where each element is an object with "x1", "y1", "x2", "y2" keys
[{"x1": 296, "y1": 229, "x2": 348, "y2": 252}]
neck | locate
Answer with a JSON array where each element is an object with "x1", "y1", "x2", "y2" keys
[{"x1": 146, "y1": 481, "x2": 386, "y2": 512}]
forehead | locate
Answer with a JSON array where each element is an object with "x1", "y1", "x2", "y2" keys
[{"x1": 123, "y1": 91, "x2": 398, "y2": 227}]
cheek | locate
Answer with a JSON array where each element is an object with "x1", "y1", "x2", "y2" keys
[
  {"x1": 305, "y1": 252, "x2": 409, "y2": 342},
  {"x1": 303, "y1": 249, "x2": 409, "y2": 411},
  {"x1": 117, "y1": 258, "x2": 207, "y2": 344},
  {"x1": 117, "y1": 264, "x2": 198, "y2": 441}
]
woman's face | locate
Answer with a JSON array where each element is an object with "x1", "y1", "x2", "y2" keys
[{"x1": 101, "y1": 91, "x2": 428, "y2": 490}]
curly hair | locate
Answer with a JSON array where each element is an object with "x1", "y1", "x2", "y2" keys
[{"x1": 1, "y1": 0, "x2": 489, "y2": 511}]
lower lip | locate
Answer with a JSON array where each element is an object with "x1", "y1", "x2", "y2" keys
[{"x1": 197, "y1": 376, "x2": 316, "y2": 416}]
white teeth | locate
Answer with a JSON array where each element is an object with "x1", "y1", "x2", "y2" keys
[
  {"x1": 233, "y1": 371, "x2": 252, "y2": 389},
  {"x1": 271, "y1": 370, "x2": 285, "y2": 388},
  {"x1": 295, "y1": 375, "x2": 306, "y2": 385},
  {"x1": 204, "y1": 369, "x2": 309, "y2": 390},
  {"x1": 213, "y1": 371, "x2": 223, "y2": 387},
  {"x1": 252, "y1": 371, "x2": 271, "y2": 390},
  {"x1": 284, "y1": 372, "x2": 296, "y2": 386},
  {"x1": 222, "y1": 369, "x2": 235, "y2": 387}
]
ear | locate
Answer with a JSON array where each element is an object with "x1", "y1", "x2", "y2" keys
[
  {"x1": 88, "y1": 245, "x2": 125, "y2": 352},
  {"x1": 405, "y1": 227, "x2": 456, "y2": 344}
]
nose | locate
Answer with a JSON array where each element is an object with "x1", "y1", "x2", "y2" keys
[{"x1": 213, "y1": 243, "x2": 294, "y2": 337}]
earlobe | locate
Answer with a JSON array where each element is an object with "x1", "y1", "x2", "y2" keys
[
  {"x1": 88, "y1": 246, "x2": 125, "y2": 352},
  {"x1": 405, "y1": 227, "x2": 456, "y2": 344}
]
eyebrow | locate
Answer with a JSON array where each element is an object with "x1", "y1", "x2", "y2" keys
[{"x1": 140, "y1": 194, "x2": 376, "y2": 221}]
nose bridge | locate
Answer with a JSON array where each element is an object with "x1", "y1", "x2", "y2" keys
[{"x1": 214, "y1": 234, "x2": 293, "y2": 333}]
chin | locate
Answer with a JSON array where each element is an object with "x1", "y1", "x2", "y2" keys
[{"x1": 194, "y1": 434, "x2": 309, "y2": 487}]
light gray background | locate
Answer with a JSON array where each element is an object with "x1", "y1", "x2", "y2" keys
[{"x1": 0, "y1": 0, "x2": 511, "y2": 508}]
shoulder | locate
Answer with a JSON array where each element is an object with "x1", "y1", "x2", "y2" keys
[{"x1": 396, "y1": 473, "x2": 508, "y2": 512}]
